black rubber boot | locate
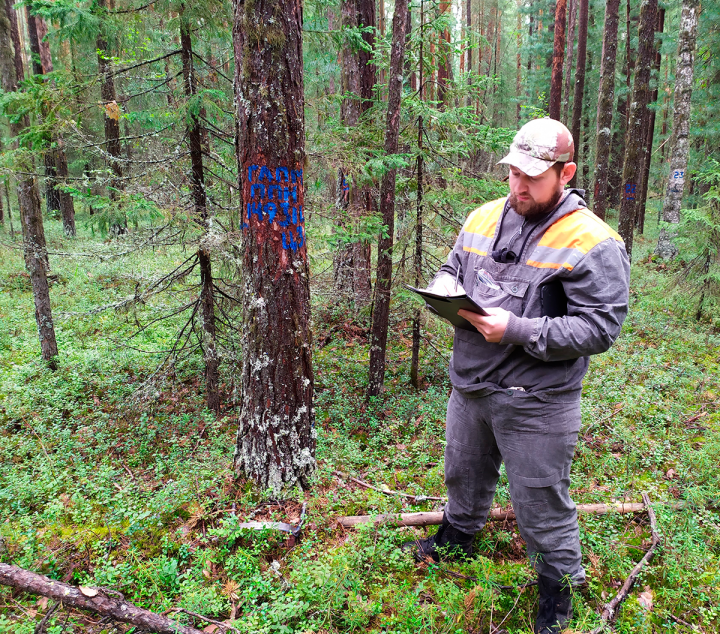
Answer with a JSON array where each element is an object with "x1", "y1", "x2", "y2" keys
[
  {"x1": 534, "y1": 575, "x2": 573, "y2": 634},
  {"x1": 403, "y1": 513, "x2": 475, "y2": 562}
]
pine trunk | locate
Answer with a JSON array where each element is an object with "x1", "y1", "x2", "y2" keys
[
  {"x1": 26, "y1": 11, "x2": 77, "y2": 237},
  {"x1": 367, "y1": 0, "x2": 410, "y2": 399},
  {"x1": 96, "y1": 0, "x2": 123, "y2": 215},
  {"x1": 608, "y1": 0, "x2": 635, "y2": 207},
  {"x1": 437, "y1": 0, "x2": 452, "y2": 108},
  {"x1": 26, "y1": 10, "x2": 61, "y2": 217},
  {"x1": 591, "y1": 0, "x2": 620, "y2": 220},
  {"x1": 568, "y1": 0, "x2": 588, "y2": 189},
  {"x1": 549, "y1": 0, "x2": 567, "y2": 120},
  {"x1": 54, "y1": 138, "x2": 76, "y2": 237},
  {"x1": 1, "y1": 0, "x2": 58, "y2": 367},
  {"x1": 617, "y1": 0, "x2": 658, "y2": 259},
  {"x1": 516, "y1": 2, "x2": 522, "y2": 122},
  {"x1": 334, "y1": 0, "x2": 363, "y2": 300},
  {"x1": 411, "y1": 17, "x2": 425, "y2": 390},
  {"x1": 180, "y1": 11, "x2": 220, "y2": 415},
  {"x1": 581, "y1": 50, "x2": 592, "y2": 189},
  {"x1": 233, "y1": 0, "x2": 315, "y2": 491},
  {"x1": 655, "y1": 0, "x2": 700, "y2": 258},
  {"x1": 636, "y1": 8, "x2": 664, "y2": 234},
  {"x1": 355, "y1": 0, "x2": 375, "y2": 304},
  {"x1": 466, "y1": 0, "x2": 472, "y2": 100},
  {"x1": 561, "y1": 0, "x2": 576, "y2": 123}
]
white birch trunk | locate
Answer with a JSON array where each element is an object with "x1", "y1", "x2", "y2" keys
[{"x1": 655, "y1": 0, "x2": 700, "y2": 259}]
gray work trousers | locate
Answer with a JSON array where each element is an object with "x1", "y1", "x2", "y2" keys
[{"x1": 444, "y1": 388, "x2": 585, "y2": 584}]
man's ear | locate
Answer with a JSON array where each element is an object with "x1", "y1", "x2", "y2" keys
[{"x1": 560, "y1": 162, "x2": 577, "y2": 186}]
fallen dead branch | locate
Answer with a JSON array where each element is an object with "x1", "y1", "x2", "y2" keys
[
  {"x1": 0, "y1": 563, "x2": 205, "y2": 634},
  {"x1": 337, "y1": 501, "x2": 647, "y2": 528},
  {"x1": 334, "y1": 470, "x2": 447, "y2": 502},
  {"x1": 590, "y1": 492, "x2": 661, "y2": 633},
  {"x1": 165, "y1": 608, "x2": 239, "y2": 633}
]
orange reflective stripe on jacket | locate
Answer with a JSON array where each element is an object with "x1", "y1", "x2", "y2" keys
[
  {"x1": 525, "y1": 208, "x2": 624, "y2": 271},
  {"x1": 462, "y1": 198, "x2": 506, "y2": 257}
]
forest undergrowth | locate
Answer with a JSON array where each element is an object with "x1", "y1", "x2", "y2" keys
[{"x1": 1, "y1": 208, "x2": 719, "y2": 633}]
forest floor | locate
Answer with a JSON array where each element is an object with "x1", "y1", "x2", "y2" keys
[{"x1": 1, "y1": 208, "x2": 719, "y2": 634}]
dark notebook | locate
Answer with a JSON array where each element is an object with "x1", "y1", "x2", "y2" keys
[{"x1": 405, "y1": 285, "x2": 488, "y2": 331}]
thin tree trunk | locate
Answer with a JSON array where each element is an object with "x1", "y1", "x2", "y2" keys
[
  {"x1": 4, "y1": 177, "x2": 14, "y2": 238},
  {"x1": 26, "y1": 9, "x2": 61, "y2": 217},
  {"x1": 636, "y1": 8, "x2": 664, "y2": 234},
  {"x1": 233, "y1": 0, "x2": 315, "y2": 492},
  {"x1": 549, "y1": 0, "x2": 567, "y2": 120},
  {"x1": 591, "y1": 0, "x2": 621, "y2": 220},
  {"x1": 655, "y1": 0, "x2": 700, "y2": 258},
  {"x1": 437, "y1": 0, "x2": 452, "y2": 108},
  {"x1": 411, "y1": 3, "x2": 424, "y2": 389},
  {"x1": 334, "y1": 0, "x2": 363, "y2": 300},
  {"x1": 25, "y1": 13, "x2": 77, "y2": 237},
  {"x1": 516, "y1": 1, "x2": 522, "y2": 122},
  {"x1": 367, "y1": 0, "x2": 410, "y2": 399},
  {"x1": 96, "y1": 0, "x2": 124, "y2": 233},
  {"x1": 1, "y1": 0, "x2": 58, "y2": 367},
  {"x1": 180, "y1": 9, "x2": 220, "y2": 415},
  {"x1": 617, "y1": 0, "x2": 658, "y2": 259},
  {"x1": 6, "y1": 0, "x2": 23, "y2": 84},
  {"x1": 581, "y1": 49, "x2": 592, "y2": 189},
  {"x1": 355, "y1": 0, "x2": 375, "y2": 304},
  {"x1": 608, "y1": 0, "x2": 635, "y2": 207},
  {"x1": 466, "y1": 0, "x2": 472, "y2": 108},
  {"x1": 568, "y1": 0, "x2": 588, "y2": 189},
  {"x1": 561, "y1": 0, "x2": 576, "y2": 123}
]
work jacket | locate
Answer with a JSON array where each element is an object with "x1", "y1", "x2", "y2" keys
[{"x1": 434, "y1": 190, "x2": 630, "y2": 401}]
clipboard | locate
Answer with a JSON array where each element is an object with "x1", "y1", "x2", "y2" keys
[{"x1": 404, "y1": 284, "x2": 488, "y2": 331}]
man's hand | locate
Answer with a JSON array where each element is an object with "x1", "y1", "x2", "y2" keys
[
  {"x1": 458, "y1": 307, "x2": 510, "y2": 343},
  {"x1": 427, "y1": 273, "x2": 463, "y2": 296}
]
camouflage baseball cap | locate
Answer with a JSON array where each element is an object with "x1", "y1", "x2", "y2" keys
[{"x1": 498, "y1": 118, "x2": 575, "y2": 177}]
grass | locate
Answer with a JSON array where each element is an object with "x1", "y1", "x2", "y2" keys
[{"x1": 0, "y1": 205, "x2": 719, "y2": 633}]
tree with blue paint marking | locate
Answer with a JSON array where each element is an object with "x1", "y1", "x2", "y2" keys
[{"x1": 233, "y1": 0, "x2": 315, "y2": 493}]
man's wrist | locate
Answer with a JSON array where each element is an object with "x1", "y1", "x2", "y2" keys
[{"x1": 500, "y1": 313, "x2": 536, "y2": 346}]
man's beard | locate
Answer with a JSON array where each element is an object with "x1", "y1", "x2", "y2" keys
[{"x1": 509, "y1": 189, "x2": 563, "y2": 219}]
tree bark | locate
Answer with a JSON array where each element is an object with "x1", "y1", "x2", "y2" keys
[
  {"x1": 334, "y1": 0, "x2": 373, "y2": 306},
  {"x1": 180, "y1": 9, "x2": 220, "y2": 415},
  {"x1": 636, "y1": 8, "x2": 664, "y2": 234},
  {"x1": 410, "y1": 12, "x2": 425, "y2": 390},
  {"x1": 567, "y1": 0, "x2": 587, "y2": 190},
  {"x1": 367, "y1": 0, "x2": 409, "y2": 399},
  {"x1": 337, "y1": 502, "x2": 652, "y2": 528},
  {"x1": 437, "y1": 0, "x2": 452, "y2": 108},
  {"x1": 655, "y1": 0, "x2": 700, "y2": 258},
  {"x1": 26, "y1": 9, "x2": 61, "y2": 218},
  {"x1": 591, "y1": 0, "x2": 621, "y2": 220},
  {"x1": 96, "y1": 0, "x2": 124, "y2": 227},
  {"x1": 617, "y1": 0, "x2": 658, "y2": 259},
  {"x1": 27, "y1": 10, "x2": 76, "y2": 236},
  {"x1": 549, "y1": 0, "x2": 567, "y2": 120},
  {"x1": 334, "y1": 0, "x2": 362, "y2": 299},
  {"x1": 0, "y1": 564, "x2": 205, "y2": 634},
  {"x1": 1, "y1": 0, "x2": 58, "y2": 368},
  {"x1": 581, "y1": 49, "x2": 593, "y2": 190},
  {"x1": 561, "y1": 0, "x2": 576, "y2": 123},
  {"x1": 516, "y1": 1, "x2": 522, "y2": 122},
  {"x1": 466, "y1": 0, "x2": 472, "y2": 91},
  {"x1": 355, "y1": 0, "x2": 376, "y2": 305},
  {"x1": 608, "y1": 0, "x2": 635, "y2": 207},
  {"x1": 233, "y1": 0, "x2": 315, "y2": 492}
]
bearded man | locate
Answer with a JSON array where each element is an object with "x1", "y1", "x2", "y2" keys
[{"x1": 409, "y1": 118, "x2": 630, "y2": 633}]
